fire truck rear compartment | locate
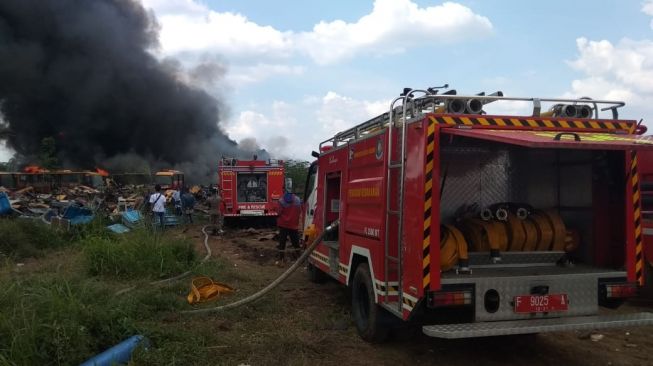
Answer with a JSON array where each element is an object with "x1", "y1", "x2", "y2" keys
[
  {"x1": 425, "y1": 135, "x2": 653, "y2": 336},
  {"x1": 439, "y1": 136, "x2": 626, "y2": 269}
]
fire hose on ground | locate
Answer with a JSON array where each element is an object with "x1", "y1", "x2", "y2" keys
[
  {"x1": 181, "y1": 219, "x2": 340, "y2": 315},
  {"x1": 114, "y1": 225, "x2": 213, "y2": 296}
]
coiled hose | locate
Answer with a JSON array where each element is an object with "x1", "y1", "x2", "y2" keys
[{"x1": 182, "y1": 220, "x2": 340, "y2": 315}]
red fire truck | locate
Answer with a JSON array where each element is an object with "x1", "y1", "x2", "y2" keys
[
  {"x1": 217, "y1": 157, "x2": 286, "y2": 219},
  {"x1": 303, "y1": 86, "x2": 653, "y2": 341}
]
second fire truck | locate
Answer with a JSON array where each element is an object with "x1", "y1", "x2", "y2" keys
[
  {"x1": 217, "y1": 157, "x2": 286, "y2": 221},
  {"x1": 303, "y1": 86, "x2": 653, "y2": 341}
]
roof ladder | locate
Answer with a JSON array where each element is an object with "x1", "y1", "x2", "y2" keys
[{"x1": 382, "y1": 98, "x2": 410, "y2": 316}]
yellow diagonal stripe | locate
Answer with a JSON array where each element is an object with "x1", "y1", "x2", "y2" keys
[
  {"x1": 423, "y1": 216, "x2": 431, "y2": 230},
  {"x1": 423, "y1": 254, "x2": 430, "y2": 268},
  {"x1": 422, "y1": 274, "x2": 430, "y2": 288},
  {"x1": 443, "y1": 116, "x2": 456, "y2": 125}
]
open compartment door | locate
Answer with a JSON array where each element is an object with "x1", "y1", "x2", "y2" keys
[{"x1": 441, "y1": 129, "x2": 653, "y2": 150}]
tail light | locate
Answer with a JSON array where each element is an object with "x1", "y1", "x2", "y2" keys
[
  {"x1": 604, "y1": 283, "x2": 638, "y2": 299},
  {"x1": 429, "y1": 289, "x2": 473, "y2": 308}
]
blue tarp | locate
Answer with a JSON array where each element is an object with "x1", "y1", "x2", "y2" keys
[
  {"x1": 62, "y1": 205, "x2": 94, "y2": 225},
  {"x1": 0, "y1": 192, "x2": 11, "y2": 215},
  {"x1": 107, "y1": 223, "x2": 131, "y2": 234},
  {"x1": 122, "y1": 209, "x2": 142, "y2": 227}
]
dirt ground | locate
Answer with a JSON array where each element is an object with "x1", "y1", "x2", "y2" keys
[{"x1": 200, "y1": 226, "x2": 653, "y2": 366}]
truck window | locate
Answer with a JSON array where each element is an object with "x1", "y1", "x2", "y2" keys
[
  {"x1": 154, "y1": 175, "x2": 171, "y2": 186},
  {"x1": 237, "y1": 173, "x2": 267, "y2": 202}
]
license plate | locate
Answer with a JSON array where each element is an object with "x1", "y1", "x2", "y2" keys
[
  {"x1": 514, "y1": 294, "x2": 568, "y2": 313},
  {"x1": 241, "y1": 210, "x2": 264, "y2": 216}
]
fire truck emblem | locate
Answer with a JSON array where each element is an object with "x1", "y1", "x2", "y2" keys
[{"x1": 375, "y1": 138, "x2": 383, "y2": 160}]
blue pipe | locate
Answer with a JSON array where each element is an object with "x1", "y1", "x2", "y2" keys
[{"x1": 80, "y1": 335, "x2": 148, "y2": 366}]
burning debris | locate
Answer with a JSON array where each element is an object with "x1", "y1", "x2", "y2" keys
[{"x1": 0, "y1": 0, "x2": 266, "y2": 183}]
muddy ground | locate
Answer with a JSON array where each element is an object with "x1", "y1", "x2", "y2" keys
[{"x1": 199, "y1": 226, "x2": 653, "y2": 366}]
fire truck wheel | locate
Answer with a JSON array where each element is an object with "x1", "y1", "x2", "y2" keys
[
  {"x1": 352, "y1": 263, "x2": 389, "y2": 342},
  {"x1": 307, "y1": 262, "x2": 327, "y2": 283}
]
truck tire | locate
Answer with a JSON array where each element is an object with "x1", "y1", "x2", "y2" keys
[
  {"x1": 352, "y1": 263, "x2": 389, "y2": 342},
  {"x1": 307, "y1": 262, "x2": 327, "y2": 283}
]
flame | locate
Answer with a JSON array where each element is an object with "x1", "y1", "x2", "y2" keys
[
  {"x1": 24, "y1": 165, "x2": 48, "y2": 173},
  {"x1": 95, "y1": 167, "x2": 109, "y2": 177}
]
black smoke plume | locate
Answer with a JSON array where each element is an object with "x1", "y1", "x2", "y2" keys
[{"x1": 0, "y1": 0, "x2": 264, "y2": 182}]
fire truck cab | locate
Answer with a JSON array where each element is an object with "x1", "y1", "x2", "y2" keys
[
  {"x1": 218, "y1": 157, "x2": 285, "y2": 218},
  {"x1": 305, "y1": 86, "x2": 653, "y2": 341}
]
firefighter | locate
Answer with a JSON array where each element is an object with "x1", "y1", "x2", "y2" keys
[
  {"x1": 207, "y1": 188, "x2": 224, "y2": 235},
  {"x1": 181, "y1": 186, "x2": 196, "y2": 224},
  {"x1": 275, "y1": 191, "x2": 302, "y2": 265},
  {"x1": 149, "y1": 184, "x2": 166, "y2": 230}
]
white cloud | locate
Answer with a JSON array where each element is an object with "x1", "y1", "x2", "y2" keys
[
  {"x1": 142, "y1": 0, "x2": 492, "y2": 65},
  {"x1": 565, "y1": 37, "x2": 653, "y2": 112},
  {"x1": 224, "y1": 92, "x2": 388, "y2": 159},
  {"x1": 317, "y1": 91, "x2": 389, "y2": 135},
  {"x1": 297, "y1": 0, "x2": 493, "y2": 64},
  {"x1": 227, "y1": 64, "x2": 305, "y2": 85},
  {"x1": 643, "y1": 0, "x2": 653, "y2": 28}
]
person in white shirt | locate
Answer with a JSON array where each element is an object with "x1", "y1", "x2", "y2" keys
[{"x1": 149, "y1": 184, "x2": 166, "y2": 229}]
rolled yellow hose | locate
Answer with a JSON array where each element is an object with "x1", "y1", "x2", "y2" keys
[
  {"x1": 440, "y1": 227, "x2": 458, "y2": 271},
  {"x1": 530, "y1": 213, "x2": 554, "y2": 251},
  {"x1": 521, "y1": 218, "x2": 539, "y2": 251},
  {"x1": 542, "y1": 209, "x2": 567, "y2": 251},
  {"x1": 506, "y1": 213, "x2": 526, "y2": 251}
]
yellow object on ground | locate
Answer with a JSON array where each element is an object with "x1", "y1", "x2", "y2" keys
[{"x1": 187, "y1": 277, "x2": 234, "y2": 305}]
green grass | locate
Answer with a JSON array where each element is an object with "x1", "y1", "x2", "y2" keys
[
  {"x1": 0, "y1": 219, "x2": 70, "y2": 259},
  {"x1": 82, "y1": 228, "x2": 196, "y2": 280},
  {"x1": 0, "y1": 221, "x2": 358, "y2": 366}
]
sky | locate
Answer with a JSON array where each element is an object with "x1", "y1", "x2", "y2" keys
[{"x1": 3, "y1": 0, "x2": 653, "y2": 161}]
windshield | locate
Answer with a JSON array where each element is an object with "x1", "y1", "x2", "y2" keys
[
  {"x1": 154, "y1": 175, "x2": 172, "y2": 185},
  {"x1": 237, "y1": 173, "x2": 267, "y2": 202}
]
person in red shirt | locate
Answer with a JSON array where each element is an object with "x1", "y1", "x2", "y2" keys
[{"x1": 276, "y1": 191, "x2": 302, "y2": 264}]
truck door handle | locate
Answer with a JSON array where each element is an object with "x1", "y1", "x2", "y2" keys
[{"x1": 553, "y1": 132, "x2": 581, "y2": 141}]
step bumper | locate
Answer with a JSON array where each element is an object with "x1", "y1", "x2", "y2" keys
[{"x1": 423, "y1": 312, "x2": 653, "y2": 339}]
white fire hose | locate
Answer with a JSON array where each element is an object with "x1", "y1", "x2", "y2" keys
[{"x1": 181, "y1": 219, "x2": 339, "y2": 315}]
